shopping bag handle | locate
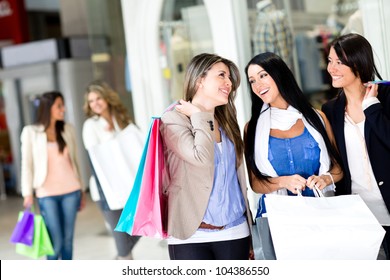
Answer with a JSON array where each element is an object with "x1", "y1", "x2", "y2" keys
[
  {"x1": 297, "y1": 185, "x2": 324, "y2": 197},
  {"x1": 313, "y1": 185, "x2": 324, "y2": 197},
  {"x1": 24, "y1": 205, "x2": 35, "y2": 213}
]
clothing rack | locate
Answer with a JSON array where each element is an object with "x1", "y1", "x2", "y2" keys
[
  {"x1": 331, "y1": 1, "x2": 359, "y2": 16},
  {"x1": 159, "y1": 21, "x2": 185, "y2": 28}
]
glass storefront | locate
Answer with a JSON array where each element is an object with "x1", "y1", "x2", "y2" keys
[{"x1": 0, "y1": 0, "x2": 386, "y2": 196}]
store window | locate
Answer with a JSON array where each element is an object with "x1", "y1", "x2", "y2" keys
[
  {"x1": 247, "y1": 0, "x2": 360, "y2": 106},
  {"x1": 159, "y1": 0, "x2": 213, "y2": 102}
]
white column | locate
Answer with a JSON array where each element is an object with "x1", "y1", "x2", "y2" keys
[
  {"x1": 204, "y1": 0, "x2": 252, "y2": 129},
  {"x1": 360, "y1": 0, "x2": 390, "y2": 79},
  {"x1": 120, "y1": 0, "x2": 167, "y2": 133}
]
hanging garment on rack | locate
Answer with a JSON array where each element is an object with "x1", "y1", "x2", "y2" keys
[
  {"x1": 341, "y1": 10, "x2": 363, "y2": 35},
  {"x1": 295, "y1": 33, "x2": 323, "y2": 93},
  {"x1": 169, "y1": 28, "x2": 192, "y2": 101},
  {"x1": 252, "y1": 3, "x2": 293, "y2": 69}
]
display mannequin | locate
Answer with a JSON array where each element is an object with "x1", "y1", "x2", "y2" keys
[
  {"x1": 256, "y1": 0, "x2": 272, "y2": 11},
  {"x1": 169, "y1": 26, "x2": 192, "y2": 101},
  {"x1": 252, "y1": 0, "x2": 293, "y2": 69},
  {"x1": 341, "y1": 9, "x2": 363, "y2": 35}
]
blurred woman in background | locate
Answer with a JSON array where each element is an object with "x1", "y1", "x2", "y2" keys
[{"x1": 21, "y1": 91, "x2": 85, "y2": 260}]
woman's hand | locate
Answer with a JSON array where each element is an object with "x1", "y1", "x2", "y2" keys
[
  {"x1": 79, "y1": 191, "x2": 87, "y2": 211},
  {"x1": 364, "y1": 82, "x2": 378, "y2": 99},
  {"x1": 278, "y1": 174, "x2": 307, "y2": 194},
  {"x1": 175, "y1": 99, "x2": 202, "y2": 117},
  {"x1": 306, "y1": 174, "x2": 329, "y2": 191},
  {"x1": 23, "y1": 195, "x2": 33, "y2": 209},
  {"x1": 249, "y1": 249, "x2": 255, "y2": 260}
]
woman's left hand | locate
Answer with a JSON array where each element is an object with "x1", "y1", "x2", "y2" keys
[
  {"x1": 306, "y1": 175, "x2": 328, "y2": 190},
  {"x1": 364, "y1": 82, "x2": 378, "y2": 99}
]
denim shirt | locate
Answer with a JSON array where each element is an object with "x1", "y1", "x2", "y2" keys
[
  {"x1": 269, "y1": 127, "x2": 320, "y2": 197},
  {"x1": 202, "y1": 128, "x2": 246, "y2": 227}
]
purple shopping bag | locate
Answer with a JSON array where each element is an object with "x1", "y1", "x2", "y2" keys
[{"x1": 10, "y1": 209, "x2": 35, "y2": 246}]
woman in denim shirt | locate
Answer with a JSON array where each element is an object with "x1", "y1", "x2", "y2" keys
[{"x1": 244, "y1": 52, "x2": 343, "y2": 218}]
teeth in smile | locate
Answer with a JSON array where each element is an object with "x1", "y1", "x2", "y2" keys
[
  {"x1": 260, "y1": 89, "x2": 269, "y2": 95},
  {"x1": 221, "y1": 89, "x2": 229, "y2": 95}
]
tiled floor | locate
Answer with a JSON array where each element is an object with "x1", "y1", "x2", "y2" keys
[
  {"x1": 1, "y1": 192, "x2": 387, "y2": 260},
  {"x1": 0, "y1": 193, "x2": 169, "y2": 260}
]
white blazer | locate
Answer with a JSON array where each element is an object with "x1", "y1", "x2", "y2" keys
[{"x1": 20, "y1": 123, "x2": 84, "y2": 197}]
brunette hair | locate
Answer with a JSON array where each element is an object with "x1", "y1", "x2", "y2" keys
[
  {"x1": 36, "y1": 91, "x2": 66, "y2": 153},
  {"x1": 184, "y1": 53, "x2": 243, "y2": 163},
  {"x1": 244, "y1": 52, "x2": 341, "y2": 181},
  {"x1": 328, "y1": 33, "x2": 382, "y2": 83}
]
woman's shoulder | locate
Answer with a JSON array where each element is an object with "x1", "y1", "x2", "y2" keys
[
  {"x1": 22, "y1": 124, "x2": 43, "y2": 134},
  {"x1": 378, "y1": 85, "x2": 390, "y2": 104},
  {"x1": 83, "y1": 116, "x2": 101, "y2": 125},
  {"x1": 82, "y1": 116, "x2": 104, "y2": 130},
  {"x1": 161, "y1": 109, "x2": 187, "y2": 123},
  {"x1": 64, "y1": 122, "x2": 76, "y2": 130},
  {"x1": 21, "y1": 125, "x2": 44, "y2": 142}
]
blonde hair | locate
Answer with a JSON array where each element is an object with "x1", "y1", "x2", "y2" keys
[{"x1": 83, "y1": 81, "x2": 132, "y2": 129}]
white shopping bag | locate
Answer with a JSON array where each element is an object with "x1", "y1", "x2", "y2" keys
[
  {"x1": 89, "y1": 124, "x2": 145, "y2": 210},
  {"x1": 265, "y1": 194, "x2": 385, "y2": 260}
]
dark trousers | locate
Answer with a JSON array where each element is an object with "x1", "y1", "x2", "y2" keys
[
  {"x1": 168, "y1": 236, "x2": 250, "y2": 260},
  {"x1": 102, "y1": 209, "x2": 140, "y2": 257}
]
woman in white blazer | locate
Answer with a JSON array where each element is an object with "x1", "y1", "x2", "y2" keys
[
  {"x1": 21, "y1": 91, "x2": 86, "y2": 260},
  {"x1": 82, "y1": 81, "x2": 140, "y2": 260}
]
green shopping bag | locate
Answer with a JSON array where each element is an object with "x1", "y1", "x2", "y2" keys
[{"x1": 16, "y1": 214, "x2": 55, "y2": 259}]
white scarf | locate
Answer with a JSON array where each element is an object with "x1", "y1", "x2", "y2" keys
[
  {"x1": 270, "y1": 106, "x2": 302, "y2": 131},
  {"x1": 254, "y1": 103, "x2": 333, "y2": 195}
]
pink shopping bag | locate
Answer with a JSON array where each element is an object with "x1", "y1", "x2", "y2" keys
[{"x1": 131, "y1": 118, "x2": 168, "y2": 239}]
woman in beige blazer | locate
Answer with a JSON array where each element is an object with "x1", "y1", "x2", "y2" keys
[
  {"x1": 160, "y1": 53, "x2": 252, "y2": 260},
  {"x1": 21, "y1": 91, "x2": 85, "y2": 260}
]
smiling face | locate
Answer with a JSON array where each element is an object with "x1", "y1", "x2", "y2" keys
[
  {"x1": 87, "y1": 91, "x2": 109, "y2": 116},
  {"x1": 327, "y1": 47, "x2": 361, "y2": 89},
  {"x1": 195, "y1": 62, "x2": 232, "y2": 109},
  {"x1": 50, "y1": 97, "x2": 65, "y2": 122},
  {"x1": 247, "y1": 64, "x2": 287, "y2": 108}
]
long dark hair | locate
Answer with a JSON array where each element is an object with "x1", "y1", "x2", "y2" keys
[
  {"x1": 329, "y1": 33, "x2": 382, "y2": 83},
  {"x1": 36, "y1": 91, "x2": 66, "y2": 153},
  {"x1": 184, "y1": 53, "x2": 243, "y2": 164},
  {"x1": 244, "y1": 52, "x2": 341, "y2": 181}
]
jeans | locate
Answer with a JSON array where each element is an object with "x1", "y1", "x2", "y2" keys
[
  {"x1": 38, "y1": 190, "x2": 81, "y2": 260},
  {"x1": 168, "y1": 236, "x2": 251, "y2": 260}
]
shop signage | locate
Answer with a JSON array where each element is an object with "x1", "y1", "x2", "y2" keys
[
  {"x1": 0, "y1": 1, "x2": 13, "y2": 18},
  {"x1": 0, "y1": 0, "x2": 28, "y2": 44}
]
